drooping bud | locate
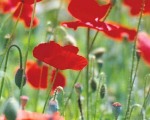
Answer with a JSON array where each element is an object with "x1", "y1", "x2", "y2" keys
[
  {"x1": 63, "y1": 34, "x2": 77, "y2": 46},
  {"x1": 100, "y1": 84, "x2": 106, "y2": 99},
  {"x1": 74, "y1": 83, "x2": 83, "y2": 95},
  {"x1": 3, "y1": 97, "x2": 19, "y2": 120},
  {"x1": 90, "y1": 78, "x2": 97, "y2": 92},
  {"x1": 112, "y1": 102, "x2": 122, "y2": 119},
  {"x1": 15, "y1": 68, "x2": 26, "y2": 88},
  {"x1": 20, "y1": 95, "x2": 29, "y2": 110},
  {"x1": 48, "y1": 99, "x2": 59, "y2": 114},
  {"x1": 91, "y1": 48, "x2": 106, "y2": 59}
]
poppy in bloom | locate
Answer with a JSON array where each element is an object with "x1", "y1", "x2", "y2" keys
[
  {"x1": 0, "y1": 110, "x2": 64, "y2": 120},
  {"x1": 33, "y1": 41, "x2": 88, "y2": 70},
  {"x1": 0, "y1": 0, "x2": 41, "y2": 28},
  {"x1": 61, "y1": 0, "x2": 137, "y2": 41},
  {"x1": 26, "y1": 61, "x2": 66, "y2": 90},
  {"x1": 123, "y1": 0, "x2": 150, "y2": 15},
  {"x1": 137, "y1": 32, "x2": 150, "y2": 65}
]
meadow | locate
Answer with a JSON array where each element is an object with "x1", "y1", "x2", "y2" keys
[{"x1": 0, "y1": 0, "x2": 150, "y2": 120}]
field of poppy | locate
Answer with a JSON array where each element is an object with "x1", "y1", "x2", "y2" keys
[{"x1": 0, "y1": 0, "x2": 150, "y2": 120}]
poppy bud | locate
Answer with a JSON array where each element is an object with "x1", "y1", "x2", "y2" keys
[
  {"x1": 74, "y1": 83, "x2": 83, "y2": 95},
  {"x1": 55, "y1": 86, "x2": 64, "y2": 93},
  {"x1": 15, "y1": 68, "x2": 26, "y2": 88},
  {"x1": 92, "y1": 48, "x2": 106, "y2": 59},
  {"x1": 20, "y1": 95, "x2": 29, "y2": 110},
  {"x1": 3, "y1": 97, "x2": 19, "y2": 120},
  {"x1": 90, "y1": 78, "x2": 97, "y2": 92},
  {"x1": 112, "y1": 102, "x2": 122, "y2": 119},
  {"x1": 100, "y1": 84, "x2": 106, "y2": 99},
  {"x1": 136, "y1": 49, "x2": 141, "y2": 60},
  {"x1": 48, "y1": 99, "x2": 59, "y2": 114}
]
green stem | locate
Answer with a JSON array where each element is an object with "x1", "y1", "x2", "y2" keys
[
  {"x1": 61, "y1": 71, "x2": 81, "y2": 115},
  {"x1": 143, "y1": 86, "x2": 150, "y2": 109},
  {"x1": 86, "y1": 28, "x2": 90, "y2": 120},
  {"x1": 89, "y1": 4, "x2": 113, "y2": 51},
  {"x1": 124, "y1": 0, "x2": 145, "y2": 119},
  {"x1": 55, "y1": 0, "x2": 63, "y2": 26},
  {"x1": 127, "y1": 59, "x2": 140, "y2": 120},
  {"x1": 78, "y1": 95, "x2": 84, "y2": 120},
  {"x1": 0, "y1": 45, "x2": 23, "y2": 99},
  {"x1": 34, "y1": 89, "x2": 40, "y2": 111},
  {"x1": 93, "y1": 76, "x2": 101, "y2": 120},
  {"x1": 42, "y1": 69, "x2": 59, "y2": 113},
  {"x1": 23, "y1": 0, "x2": 37, "y2": 73},
  {"x1": 0, "y1": 3, "x2": 24, "y2": 68}
]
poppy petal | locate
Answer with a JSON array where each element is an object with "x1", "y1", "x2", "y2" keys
[
  {"x1": 68, "y1": 0, "x2": 111, "y2": 21},
  {"x1": 62, "y1": 21, "x2": 136, "y2": 41},
  {"x1": 62, "y1": 21, "x2": 118, "y2": 32},
  {"x1": 103, "y1": 22, "x2": 137, "y2": 41},
  {"x1": 13, "y1": 4, "x2": 39, "y2": 28},
  {"x1": 137, "y1": 32, "x2": 150, "y2": 65},
  {"x1": 26, "y1": 61, "x2": 48, "y2": 89},
  {"x1": 51, "y1": 70, "x2": 66, "y2": 91},
  {"x1": 63, "y1": 45, "x2": 79, "y2": 54},
  {"x1": 22, "y1": 0, "x2": 42, "y2": 4}
]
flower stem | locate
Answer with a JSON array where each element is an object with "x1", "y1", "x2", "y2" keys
[
  {"x1": 124, "y1": 0, "x2": 145, "y2": 119},
  {"x1": 127, "y1": 58, "x2": 140, "y2": 120},
  {"x1": 42, "y1": 69, "x2": 59, "y2": 113},
  {"x1": 89, "y1": 4, "x2": 113, "y2": 51},
  {"x1": 61, "y1": 71, "x2": 81, "y2": 115},
  {"x1": 55, "y1": 0, "x2": 63, "y2": 26},
  {"x1": 0, "y1": 45, "x2": 23, "y2": 99},
  {"x1": 23, "y1": 0, "x2": 37, "y2": 73},
  {"x1": 86, "y1": 28, "x2": 90, "y2": 120},
  {"x1": 0, "y1": 3, "x2": 24, "y2": 69},
  {"x1": 78, "y1": 95, "x2": 84, "y2": 120},
  {"x1": 93, "y1": 77, "x2": 101, "y2": 120}
]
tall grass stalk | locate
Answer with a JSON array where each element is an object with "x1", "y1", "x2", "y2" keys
[{"x1": 124, "y1": 0, "x2": 145, "y2": 119}]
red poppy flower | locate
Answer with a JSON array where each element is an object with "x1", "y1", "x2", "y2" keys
[
  {"x1": 123, "y1": 0, "x2": 150, "y2": 15},
  {"x1": 26, "y1": 61, "x2": 66, "y2": 90},
  {"x1": 0, "y1": 0, "x2": 41, "y2": 28},
  {"x1": 61, "y1": 0, "x2": 137, "y2": 41},
  {"x1": 33, "y1": 41, "x2": 88, "y2": 70},
  {"x1": 137, "y1": 32, "x2": 150, "y2": 65}
]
